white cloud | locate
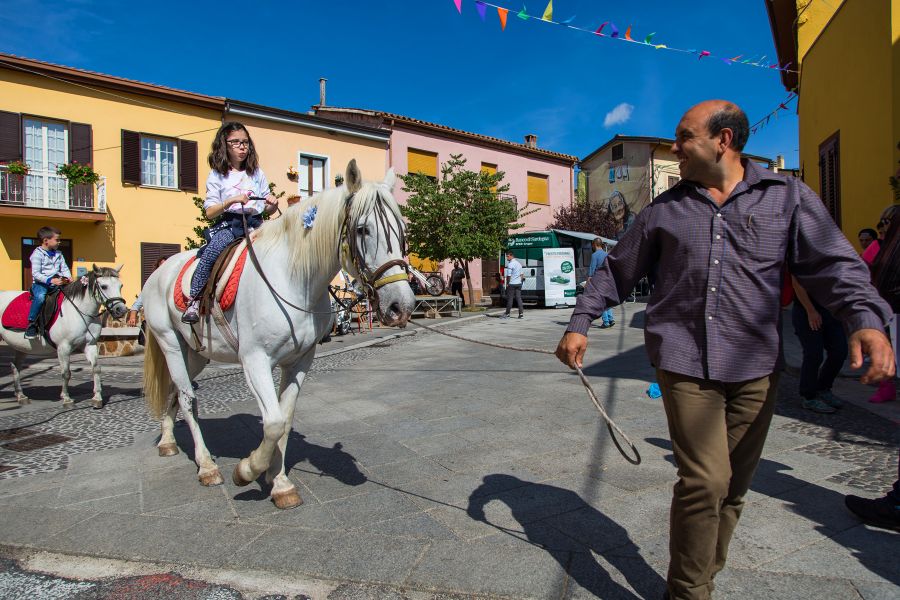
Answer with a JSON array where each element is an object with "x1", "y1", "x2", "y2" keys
[{"x1": 603, "y1": 103, "x2": 634, "y2": 128}]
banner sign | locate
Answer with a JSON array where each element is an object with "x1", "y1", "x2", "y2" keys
[
  {"x1": 507, "y1": 232, "x2": 555, "y2": 248},
  {"x1": 542, "y1": 247, "x2": 577, "y2": 306}
]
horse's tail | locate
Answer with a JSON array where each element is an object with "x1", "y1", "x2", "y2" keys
[{"x1": 143, "y1": 328, "x2": 171, "y2": 419}]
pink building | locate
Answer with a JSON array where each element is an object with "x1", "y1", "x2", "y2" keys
[{"x1": 315, "y1": 107, "x2": 577, "y2": 302}]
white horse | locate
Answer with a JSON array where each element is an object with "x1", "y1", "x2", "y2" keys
[
  {"x1": 142, "y1": 160, "x2": 414, "y2": 508},
  {"x1": 0, "y1": 266, "x2": 128, "y2": 408}
]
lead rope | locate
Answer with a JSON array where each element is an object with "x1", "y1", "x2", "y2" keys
[{"x1": 406, "y1": 318, "x2": 641, "y2": 465}]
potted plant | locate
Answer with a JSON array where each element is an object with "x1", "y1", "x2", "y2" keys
[
  {"x1": 287, "y1": 165, "x2": 298, "y2": 182},
  {"x1": 5, "y1": 160, "x2": 30, "y2": 176},
  {"x1": 56, "y1": 161, "x2": 101, "y2": 187}
]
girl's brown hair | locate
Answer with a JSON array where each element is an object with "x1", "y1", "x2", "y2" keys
[{"x1": 208, "y1": 122, "x2": 259, "y2": 177}]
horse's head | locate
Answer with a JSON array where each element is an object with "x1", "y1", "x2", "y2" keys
[
  {"x1": 341, "y1": 160, "x2": 415, "y2": 327},
  {"x1": 90, "y1": 264, "x2": 128, "y2": 318}
]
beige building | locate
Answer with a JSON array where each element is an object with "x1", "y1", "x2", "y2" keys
[{"x1": 579, "y1": 135, "x2": 774, "y2": 238}]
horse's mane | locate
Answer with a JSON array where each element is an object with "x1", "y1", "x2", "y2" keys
[
  {"x1": 253, "y1": 181, "x2": 403, "y2": 278},
  {"x1": 61, "y1": 267, "x2": 118, "y2": 301}
]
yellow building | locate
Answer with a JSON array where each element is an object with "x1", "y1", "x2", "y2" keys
[
  {"x1": 0, "y1": 53, "x2": 224, "y2": 302},
  {"x1": 767, "y1": 0, "x2": 900, "y2": 247},
  {"x1": 0, "y1": 55, "x2": 392, "y2": 307},
  {"x1": 224, "y1": 100, "x2": 389, "y2": 206}
]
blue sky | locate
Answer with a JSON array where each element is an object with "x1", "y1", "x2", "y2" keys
[{"x1": 1, "y1": 0, "x2": 798, "y2": 166}]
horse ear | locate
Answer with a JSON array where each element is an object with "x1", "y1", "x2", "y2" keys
[
  {"x1": 345, "y1": 159, "x2": 362, "y2": 194},
  {"x1": 92, "y1": 264, "x2": 100, "y2": 274},
  {"x1": 382, "y1": 168, "x2": 396, "y2": 191},
  {"x1": 115, "y1": 264, "x2": 124, "y2": 274}
]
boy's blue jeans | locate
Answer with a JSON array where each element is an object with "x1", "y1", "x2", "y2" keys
[
  {"x1": 601, "y1": 308, "x2": 614, "y2": 325},
  {"x1": 28, "y1": 281, "x2": 54, "y2": 323}
]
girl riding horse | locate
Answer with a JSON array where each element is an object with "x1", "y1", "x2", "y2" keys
[{"x1": 182, "y1": 122, "x2": 278, "y2": 323}]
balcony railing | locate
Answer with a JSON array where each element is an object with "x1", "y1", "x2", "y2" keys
[{"x1": 0, "y1": 165, "x2": 106, "y2": 214}]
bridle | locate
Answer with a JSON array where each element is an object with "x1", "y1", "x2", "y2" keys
[
  {"x1": 241, "y1": 188, "x2": 409, "y2": 319},
  {"x1": 88, "y1": 275, "x2": 127, "y2": 315},
  {"x1": 339, "y1": 190, "x2": 409, "y2": 309}
]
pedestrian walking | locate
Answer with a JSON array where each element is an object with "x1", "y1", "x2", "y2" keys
[
  {"x1": 450, "y1": 262, "x2": 466, "y2": 308},
  {"x1": 588, "y1": 238, "x2": 615, "y2": 328},
  {"x1": 555, "y1": 100, "x2": 895, "y2": 600},
  {"x1": 501, "y1": 251, "x2": 524, "y2": 319}
]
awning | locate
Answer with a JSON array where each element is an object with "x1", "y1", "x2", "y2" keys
[{"x1": 551, "y1": 229, "x2": 617, "y2": 246}]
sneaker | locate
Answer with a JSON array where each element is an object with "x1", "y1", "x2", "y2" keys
[
  {"x1": 498, "y1": 314, "x2": 510, "y2": 319},
  {"x1": 598, "y1": 323, "x2": 610, "y2": 329},
  {"x1": 802, "y1": 395, "x2": 836, "y2": 414},
  {"x1": 818, "y1": 390, "x2": 843, "y2": 409},
  {"x1": 845, "y1": 494, "x2": 900, "y2": 532},
  {"x1": 23, "y1": 324, "x2": 38, "y2": 340},
  {"x1": 518, "y1": 314, "x2": 524, "y2": 319},
  {"x1": 609, "y1": 320, "x2": 616, "y2": 327},
  {"x1": 869, "y1": 380, "x2": 896, "y2": 404},
  {"x1": 181, "y1": 300, "x2": 200, "y2": 324}
]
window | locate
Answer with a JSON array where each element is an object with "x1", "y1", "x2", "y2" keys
[
  {"x1": 527, "y1": 172, "x2": 549, "y2": 205},
  {"x1": 407, "y1": 148, "x2": 438, "y2": 179},
  {"x1": 298, "y1": 153, "x2": 327, "y2": 197},
  {"x1": 481, "y1": 162, "x2": 498, "y2": 192},
  {"x1": 818, "y1": 132, "x2": 840, "y2": 225},
  {"x1": 23, "y1": 118, "x2": 68, "y2": 209},
  {"x1": 611, "y1": 143, "x2": 624, "y2": 162},
  {"x1": 121, "y1": 130, "x2": 198, "y2": 192},
  {"x1": 668, "y1": 176, "x2": 680, "y2": 189},
  {"x1": 141, "y1": 137, "x2": 177, "y2": 188}
]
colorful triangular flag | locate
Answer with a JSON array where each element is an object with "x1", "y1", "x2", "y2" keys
[
  {"x1": 542, "y1": 1, "x2": 553, "y2": 21},
  {"x1": 518, "y1": 5, "x2": 529, "y2": 20},
  {"x1": 498, "y1": 7, "x2": 508, "y2": 30},
  {"x1": 594, "y1": 21, "x2": 608, "y2": 36},
  {"x1": 453, "y1": 0, "x2": 462, "y2": 14},
  {"x1": 561, "y1": 15, "x2": 576, "y2": 24},
  {"x1": 610, "y1": 23, "x2": 619, "y2": 38},
  {"x1": 624, "y1": 25, "x2": 633, "y2": 41},
  {"x1": 475, "y1": 1, "x2": 486, "y2": 20},
  {"x1": 643, "y1": 32, "x2": 656, "y2": 44}
]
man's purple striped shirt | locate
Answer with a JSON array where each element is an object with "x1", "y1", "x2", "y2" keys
[{"x1": 568, "y1": 160, "x2": 891, "y2": 382}]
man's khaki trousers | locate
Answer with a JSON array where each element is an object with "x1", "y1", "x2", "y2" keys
[{"x1": 657, "y1": 369, "x2": 779, "y2": 600}]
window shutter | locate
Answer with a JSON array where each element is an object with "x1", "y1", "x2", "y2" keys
[
  {"x1": 407, "y1": 148, "x2": 438, "y2": 178},
  {"x1": 0, "y1": 110, "x2": 22, "y2": 163},
  {"x1": 140, "y1": 242, "x2": 181, "y2": 287},
  {"x1": 69, "y1": 122, "x2": 94, "y2": 205},
  {"x1": 527, "y1": 172, "x2": 549, "y2": 205},
  {"x1": 178, "y1": 139, "x2": 198, "y2": 192},
  {"x1": 818, "y1": 133, "x2": 841, "y2": 226},
  {"x1": 121, "y1": 130, "x2": 141, "y2": 185}
]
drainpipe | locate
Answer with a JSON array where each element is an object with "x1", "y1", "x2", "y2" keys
[{"x1": 388, "y1": 118, "x2": 395, "y2": 171}]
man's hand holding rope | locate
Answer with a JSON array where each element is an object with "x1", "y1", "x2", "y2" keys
[{"x1": 555, "y1": 331, "x2": 588, "y2": 369}]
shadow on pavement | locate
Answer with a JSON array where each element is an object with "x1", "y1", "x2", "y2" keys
[
  {"x1": 645, "y1": 437, "x2": 899, "y2": 587},
  {"x1": 466, "y1": 474, "x2": 665, "y2": 599}
]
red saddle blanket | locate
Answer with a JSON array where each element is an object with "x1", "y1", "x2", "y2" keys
[
  {"x1": 1, "y1": 292, "x2": 65, "y2": 331},
  {"x1": 174, "y1": 248, "x2": 249, "y2": 313}
]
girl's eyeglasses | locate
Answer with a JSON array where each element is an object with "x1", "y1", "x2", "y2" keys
[{"x1": 226, "y1": 140, "x2": 250, "y2": 148}]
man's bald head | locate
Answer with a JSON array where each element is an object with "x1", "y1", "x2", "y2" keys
[{"x1": 685, "y1": 100, "x2": 750, "y2": 152}]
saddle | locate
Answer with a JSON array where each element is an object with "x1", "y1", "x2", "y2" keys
[
  {"x1": 1, "y1": 289, "x2": 65, "y2": 334},
  {"x1": 174, "y1": 237, "x2": 250, "y2": 316}
]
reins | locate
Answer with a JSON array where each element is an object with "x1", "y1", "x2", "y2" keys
[
  {"x1": 58, "y1": 275, "x2": 126, "y2": 345},
  {"x1": 406, "y1": 318, "x2": 641, "y2": 465}
]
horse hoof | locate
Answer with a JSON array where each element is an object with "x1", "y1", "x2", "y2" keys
[
  {"x1": 158, "y1": 443, "x2": 179, "y2": 457},
  {"x1": 199, "y1": 469, "x2": 224, "y2": 487},
  {"x1": 61, "y1": 400, "x2": 74, "y2": 408},
  {"x1": 271, "y1": 488, "x2": 303, "y2": 510},
  {"x1": 232, "y1": 463, "x2": 253, "y2": 487},
  {"x1": 17, "y1": 396, "x2": 30, "y2": 406},
  {"x1": 91, "y1": 398, "x2": 103, "y2": 409}
]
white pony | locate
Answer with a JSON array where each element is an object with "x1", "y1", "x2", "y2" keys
[
  {"x1": 0, "y1": 266, "x2": 128, "y2": 408},
  {"x1": 142, "y1": 160, "x2": 414, "y2": 509}
]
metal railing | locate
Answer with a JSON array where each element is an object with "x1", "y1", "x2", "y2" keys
[{"x1": 0, "y1": 165, "x2": 107, "y2": 213}]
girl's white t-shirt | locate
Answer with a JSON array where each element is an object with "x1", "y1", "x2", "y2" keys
[{"x1": 204, "y1": 168, "x2": 270, "y2": 215}]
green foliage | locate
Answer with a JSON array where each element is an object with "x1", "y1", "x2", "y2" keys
[
  {"x1": 5, "y1": 160, "x2": 29, "y2": 176},
  {"x1": 56, "y1": 161, "x2": 100, "y2": 187},
  {"x1": 185, "y1": 195, "x2": 213, "y2": 250},
  {"x1": 551, "y1": 199, "x2": 618, "y2": 239},
  {"x1": 400, "y1": 154, "x2": 522, "y2": 261},
  {"x1": 400, "y1": 154, "x2": 522, "y2": 302}
]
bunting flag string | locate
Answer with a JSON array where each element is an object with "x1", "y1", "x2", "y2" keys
[
  {"x1": 749, "y1": 93, "x2": 797, "y2": 135},
  {"x1": 451, "y1": 1, "x2": 799, "y2": 75}
]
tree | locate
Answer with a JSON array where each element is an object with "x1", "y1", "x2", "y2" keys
[
  {"x1": 550, "y1": 199, "x2": 618, "y2": 240},
  {"x1": 400, "y1": 154, "x2": 522, "y2": 305},
  {"x1": 184, "y1": 182, "x2": 286, "y2": 249}
]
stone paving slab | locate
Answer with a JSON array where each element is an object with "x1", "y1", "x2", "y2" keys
[{"x1": 0, "y1": 305, "x2": 896, "y2": 598}]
